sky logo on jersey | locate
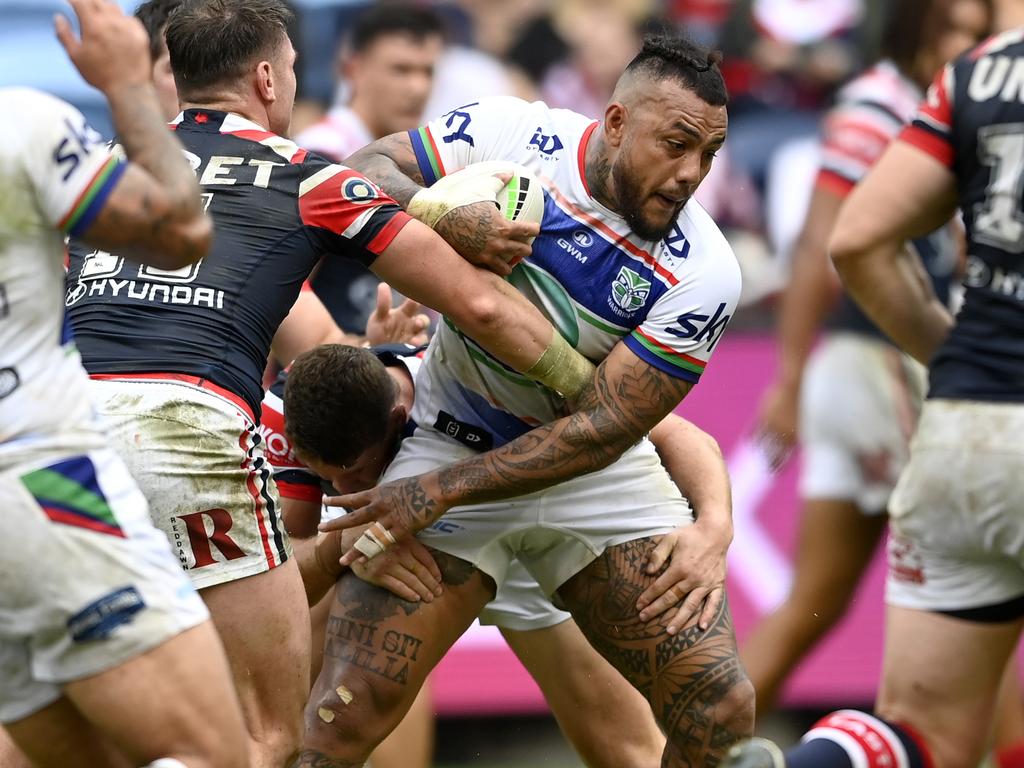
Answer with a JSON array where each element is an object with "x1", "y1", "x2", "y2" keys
[
  {"x1": 665, "y1": 301, "x2": 732, "y2": 352},
  {"x1": 342, "y1": 177, "x2": 379, "y2": 204},
  {"x1": 611, "y1": 267, "x2": 651, "y2": 313},
  {"x1": 528, "y1": 128, "x2": 564, "y2": 156},
  {"x1": 441, "y1": 103, "x2": 478, "y2": 147}
]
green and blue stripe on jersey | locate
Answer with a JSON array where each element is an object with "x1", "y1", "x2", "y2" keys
[
  {"x1": 57, "y1": 155, "x2": 126, "y2": 238},
  {"x1": 21, "y1": 455, "x2": 124, "y2": 537}
]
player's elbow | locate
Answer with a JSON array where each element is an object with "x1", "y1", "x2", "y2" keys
[
  {"x1": 828, "y1": 218, "x2": 869, "y2": 274},
  {"x1": 452, "y1": 292, "x2": 503, "y2": 338},
  {"x1": 146, "y1": 211, "x2": 213, "y2": 271}
]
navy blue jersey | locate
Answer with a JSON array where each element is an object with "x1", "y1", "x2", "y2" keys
[
  {"x1": 903, "y1": 31, "x2": 1024, "y2": 401},
  {"x1": 65, "y1": 109, "x2": 411, "y2": 416}
]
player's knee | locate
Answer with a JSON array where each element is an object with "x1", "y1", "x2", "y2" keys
[
  {"x1": 713, "y1": 674, "x2": 756, "y2": 738},
  {"x1": 304, "y1": 674, "x2": 406, "y2": 760},
  {"x1": 241, "y1": 701, "x2": 303, "y2": 766}
]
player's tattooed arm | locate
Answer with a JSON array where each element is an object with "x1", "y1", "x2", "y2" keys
[
  {"x1": 323, "y1": 342, "x2": 693, "y2": 558},
  {"x1": 344, "y1": 132, "x2": 427, "y2": 209}
]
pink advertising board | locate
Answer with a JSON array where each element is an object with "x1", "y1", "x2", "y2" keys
[{"x1": 433, "y1": 333, "x2": 887, "y2": 715}]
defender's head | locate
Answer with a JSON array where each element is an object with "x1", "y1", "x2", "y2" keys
[
  {"x1": 135, "y1": 0, "x2": 182, "y2": 120},
  {"x1": 602, "y1": 34, "x2": 728, "y2": 241},
  {"x1": 283, "y1": 345, "x2": 407, "y2": 495},
  {"x1": 343, "y1": 2, "x2": 445, "y2": 138},
  {"x1": 166, "y1": 0, "x2": 296, "y2": 135}
]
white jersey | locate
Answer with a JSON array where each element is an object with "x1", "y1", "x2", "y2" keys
[
  {"x1": 406, "y1": 97, "x2": 741, "y2": 448},
  {"x1": 0, "y1": 88, "x2": 125, "y2": 459}
]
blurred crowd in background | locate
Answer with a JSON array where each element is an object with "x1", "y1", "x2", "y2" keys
[{"x1": 0, "y1": 0, "x2": 945, "y2": 329}]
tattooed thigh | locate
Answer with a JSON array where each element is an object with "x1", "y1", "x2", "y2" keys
[
  {"x1": 300, "y1": 560, "x2": 496, "y2": 764},
  {"x1": 556, "y1": 538, "x2": 754, "y2": 767}
]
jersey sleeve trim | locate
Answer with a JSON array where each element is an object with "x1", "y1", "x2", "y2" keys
[
  {"x1": 276, "y1": 475, "x2": 323, "y2": 502},
  {"x1": 366, "y1": 211, "x2": 413, "y2": 254},
  {"x1": 409, "y1": 126, "x2": 447, "y2": 185},
  {"x1": 815, "y1": 169, "x2": 856, "y2": 198},
  {"x1": 899, "y1": 123, "x2": 954, "y2": 168},
  {"x1": 57, "y1": 156, "x2": 126, "y2": 237},
  {"x1": 624, "y1": 330, "x2": 703, "y2": 382}
]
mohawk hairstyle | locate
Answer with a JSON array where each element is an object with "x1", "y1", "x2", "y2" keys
[{"x1": 624, "y1": 34, "x2": 728, "y2": 106}]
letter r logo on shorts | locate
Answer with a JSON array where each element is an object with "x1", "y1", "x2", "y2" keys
[{"x1": 177, "y1": 508, "x2": 246, "y2": 568}]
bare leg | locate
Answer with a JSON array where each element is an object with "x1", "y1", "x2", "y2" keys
[
  {"x1": 298, "y1": 549, "x2": 493, "y2": 767},
  {"x1": 308, "y1": 581, "x2": 436, "y2": 768},
  {"x1": 741, "y1": 499, "x2": 886, "y2": 715},
  {"x1": 558, "y1": 538, "x2": 754, "y2": 767},
  {"x1": 0, "y1": 727, "x2": 30, "y2": 768},
  {"x1": 503, "y1": 619, "x2": 665, "y2": 768},
  {"x1": 367, "y1": 682, "x2": 435, "y2": 768},
  {"x1": 202, "y1": 559, "x2": 311, "y2": 768},
  {"x1": 877, "y1": 606, "x2": 1024, "y2": 768},
  {"x1": 994, "y1": 657, "x2": 1024, "y2": 751},
  {"x1": 7, "y1": 622, "x2": 248, "y2": 768}
]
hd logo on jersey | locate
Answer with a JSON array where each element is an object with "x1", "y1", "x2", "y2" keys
[
  {"x1": 611, "y1": 267, "x2": 651, "y2": 313},
  {"x1": 528, "y1": 128, "x2": 564, "y2": 156}
]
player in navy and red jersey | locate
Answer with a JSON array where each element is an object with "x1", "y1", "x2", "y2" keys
[
  {"x1": 62, "y1": 0, "x2": 591, "y2": 764},
  {"x1": 726, "y1": 26, "x2": 1024, "y2": 768},
  {"x1": 746, "y1": 0, "x2": 992, "y2": 720}
]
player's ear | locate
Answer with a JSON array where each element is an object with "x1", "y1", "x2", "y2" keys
[
  {"x1": 389, "y1": 403, "x2": 408, "y2": 431},
  {"x1": 604, "y1": 102, "x2": 627, "y2": 148},
  {"x1": 256, "y1": 59, "x2": 276, "y2": 102}
]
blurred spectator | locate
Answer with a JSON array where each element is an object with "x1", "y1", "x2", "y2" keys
[
  {"x1": 297, "y1": 2, "x2": 444, "y2": 161},
  {"x1": 718, "y1": 0, "x2": 866, "y2": 187},
  {"x1": 295, "y1": 2, "x2": 445, "y2": 336},
  {"x1": 669, "y1": 0, "x2": 735, "y2": 44}
]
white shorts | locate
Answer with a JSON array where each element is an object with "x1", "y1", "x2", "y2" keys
[
  {"x1": 90, "y1": 376, "x2": 291, "y2": 590},
  {"x1": 0, "y1": 446, "x2": 209, "y2": 722},
  {"x1": 320, "y1": 506, "x2": 570, "y2": 630},
  {"x1": 383, "y1": 428, "x2": 693, "y2": 598},
  {"x1": 886, "y1": 399, "x2": 1024, "y2": 614},
  {"x1": 479, "y1": 560, "x2": 571, "y2": 631},
  {"x1": 800, "y1": 334, "x2": 926, "y2": 513}
]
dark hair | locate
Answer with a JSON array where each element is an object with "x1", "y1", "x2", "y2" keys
[
  {"x1": 283, "y1": 345, "x2": 397, "y2": 467},
  {"x1": 624, "y1": 33, "x2": 728, "y2": 106},
  {"x1": 166, "y1": 0, "x2": 294, "y2": 96},
  {"x1": 881, "y1": 0, "x2": 991, "y2": 75},
  {"x1": 348, "y1": 2, "x2": 445, "y2": 54},
  {"x1": 136, "y1": 0, "x2": 181, "y2": 62}
]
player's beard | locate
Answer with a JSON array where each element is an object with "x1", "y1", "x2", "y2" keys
[{"x1": 611, "y1": 156, "x2": 684, "y2": 242}]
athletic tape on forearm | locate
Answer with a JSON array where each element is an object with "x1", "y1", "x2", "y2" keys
[
  {"x1": 525, "y1": 333, "x2": 595, "y2": 400},
  {"x1": 406, "y1": 167, "x2": 509, "y2": 229}
]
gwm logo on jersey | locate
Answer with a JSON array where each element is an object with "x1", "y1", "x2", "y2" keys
[
  {"x1": 342, "y1": 177, "x2": 379, "y2": 204},
  {"x1": 610, "y1": 267, "x2": 651, "y2": 314}
]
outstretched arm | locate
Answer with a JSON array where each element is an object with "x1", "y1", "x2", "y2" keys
[{"x1": 323, "y1": 342, "x2": 695, "y2": 561}]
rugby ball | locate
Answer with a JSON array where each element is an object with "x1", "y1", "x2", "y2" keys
[{"x1": 409, "y1": 161, "x2": 545, "y2": 243}]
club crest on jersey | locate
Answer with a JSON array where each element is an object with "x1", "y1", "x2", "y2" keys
[
  {"x1": 611, "y1": 267, "x2": 651, "y2": 313},
  {"x1": 341, "y1": 177, "x2": 379, "y2": 204}
]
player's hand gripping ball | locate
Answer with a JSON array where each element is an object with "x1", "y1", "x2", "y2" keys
[{"x1": 409, "y1": 161, "x2": 544, "y2": 239}]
